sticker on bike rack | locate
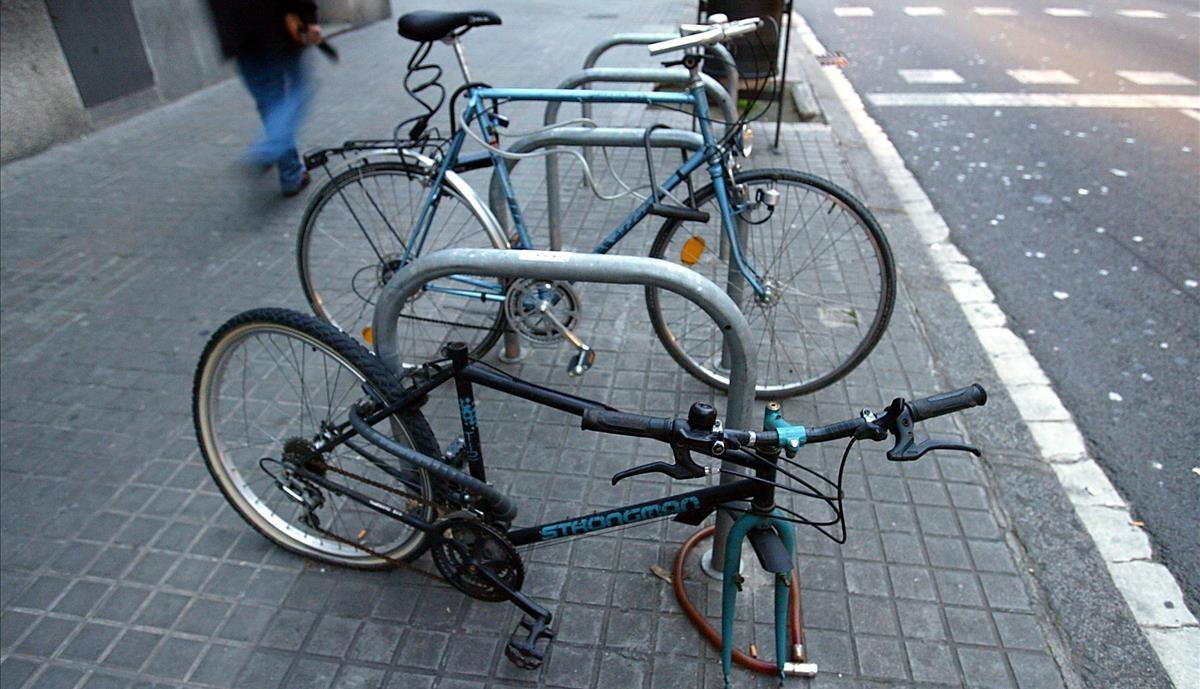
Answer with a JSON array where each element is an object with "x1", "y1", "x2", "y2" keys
[{"x1": 516, "y1": 250, "x2": 572, "y2": 263}]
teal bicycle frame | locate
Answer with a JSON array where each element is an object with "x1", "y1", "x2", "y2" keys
[{"x1": 402, "y1": 78, "x2": 767, "y2": 302}]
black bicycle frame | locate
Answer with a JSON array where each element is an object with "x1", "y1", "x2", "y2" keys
[{"x1": 292, "y1": 352, "x2": 766, "y2": 548}]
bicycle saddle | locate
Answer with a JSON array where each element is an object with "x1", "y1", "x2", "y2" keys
[{"x1": 397, "y1": 10, "x2": 501, "y2": 42}]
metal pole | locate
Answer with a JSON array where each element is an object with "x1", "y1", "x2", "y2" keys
[{"x1": 773, "y1": 0, "x2": 795, "y2": 150}]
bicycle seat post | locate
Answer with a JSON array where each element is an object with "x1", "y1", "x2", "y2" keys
[{"x1": 445, "y1": 34, "x2": 473, "y2": 84}]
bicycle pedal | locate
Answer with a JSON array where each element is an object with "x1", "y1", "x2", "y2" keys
[
  {"x1": 567, "y1": 347, "x2": 595, "y2": 377},
  {"x1": 505, "y1": 614, "x2": 555, "y2": 670}
]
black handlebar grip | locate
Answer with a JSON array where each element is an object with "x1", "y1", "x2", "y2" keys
[
  {"x1": 581, "y1": 409, "x2": 674, "y2": 441},
  {"x1": 908, "y1": 384, "x2": 988, "y2": 422},
  {"x1": 804, "y1": 417, "x2": 864, "y2": 444}
]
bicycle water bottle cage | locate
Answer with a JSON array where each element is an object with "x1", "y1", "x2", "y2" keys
[{"x1": 883, "y1": 398, "x2": 981, "y2": 462}]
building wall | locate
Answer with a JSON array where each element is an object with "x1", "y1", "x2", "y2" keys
[
  {"x1": 0, "y1": 0, "x2": 90, "y2": 163},
  {"x1": 0, "y1": 0, "x2": 389, "y2": 164}
]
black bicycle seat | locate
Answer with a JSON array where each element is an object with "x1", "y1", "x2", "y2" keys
[{"x1": 397, "y1": 10, "x2": 501, "y2": 42}]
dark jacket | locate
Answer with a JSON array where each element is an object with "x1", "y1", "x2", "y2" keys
[{"x1": 208, "y1": 0, "x2": 318, "y2": 58}]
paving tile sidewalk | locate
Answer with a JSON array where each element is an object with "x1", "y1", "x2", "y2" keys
[{"x1": 2, "y1": 2, "x2": 1082, "y2": 688}]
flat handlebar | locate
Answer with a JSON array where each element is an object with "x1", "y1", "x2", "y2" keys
[
  {"x1": 581, "y1": 384, "x2": 989, "y2": 449},
  {"x1": 647, "y1": 17, "x2": 762, "y2": 55}
]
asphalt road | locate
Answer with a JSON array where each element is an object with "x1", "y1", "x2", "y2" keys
[{"x1": 799, "y1": 0, "x2": 1200, "y2": 614}]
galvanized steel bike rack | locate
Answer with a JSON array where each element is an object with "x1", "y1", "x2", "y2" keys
[
  {"x1": 372, "y1": 248, "x2": 754, "y2": 573},
  {"x1": 579, "y1": 35, "x2": 738, "y2": 172},
  {"x1": 487, "y1": 127, "x2": 706, "y2": 251},
  {"x1": 542, "y1": 67, "x2": 736, "y2": 247},
  {"x1": 581, "y1": 33, "x2": 739, "y2": 127}
]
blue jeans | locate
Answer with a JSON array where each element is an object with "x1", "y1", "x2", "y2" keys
[{"x1": 237, "y1": 50, "x2": 311, "y2": 192}]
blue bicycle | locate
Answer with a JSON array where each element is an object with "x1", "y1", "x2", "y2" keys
[{"x1": 297, "y1": 11, "x2": 896, "y2": 398}]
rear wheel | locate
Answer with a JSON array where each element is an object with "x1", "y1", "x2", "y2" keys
[
  {"x1": 193, "y1": 308, "x2": 439, "y2": 568},
  {"x1": 646, "y1": 169, "x2": 895, "y2": 398},
  {"x1": 297, "y1": 160, "x2": 506, "y2": 364}
]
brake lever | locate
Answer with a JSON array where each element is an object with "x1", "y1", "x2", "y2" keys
[
  {"x1": 611, "y1": 435, "x2": 707, "y2": 485},
  {"x1": 886, "y1": 403, "x2": 981, "y2": 462}
]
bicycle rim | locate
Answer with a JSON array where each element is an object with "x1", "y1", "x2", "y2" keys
[
  {"x1": 647, "y1": 169, "x2": 896, "y2": 398},
  {"x1": 297, "y1": 161, "x2": 505, "y2": 362},
  {"x1": 193, "y1": 309, "x2": 437, "y2": 567}
]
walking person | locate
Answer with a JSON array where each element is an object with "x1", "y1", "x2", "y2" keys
[{"x1": 208, "y1": 0, "x2": 323, "y2": 196}]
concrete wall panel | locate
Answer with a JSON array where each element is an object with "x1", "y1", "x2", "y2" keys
[
  {"x1": 316, "y1": 0, "x2": 390, "y2": 25},
  {"x1": 0, "y1": 0, "x2": 89, "y2": 162}
]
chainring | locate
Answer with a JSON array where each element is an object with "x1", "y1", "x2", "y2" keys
[
  {"x1": 430, "y1": 512, "x2": 524, "y2": 601},
  {"x1": 503, "y1": 279, "x2": 581, "y2": 346}
]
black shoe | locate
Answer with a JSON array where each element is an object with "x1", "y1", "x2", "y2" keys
[{"x1": 282, "y1": 171, "x2": 311, "y2": 198}]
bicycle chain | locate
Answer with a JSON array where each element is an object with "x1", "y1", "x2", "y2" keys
[
  {"x1": 303, "y1": 461, "x2": 522, "y2": 597},
  {"x1": 303, "y1": 457, "x2": 447, "y2": 578},
  {"x1": 399, "y1": 312, "x2": 514, "y2": 334}
]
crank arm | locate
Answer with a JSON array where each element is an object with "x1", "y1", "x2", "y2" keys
[
  {"x1": 537, "y1": 303, "x2": 596, "y2": 376},
  {"x1": 474, "y1": 561, "x2": 552, "y2": 622},
  {"x1": 538, "y1": 302, "x2": 588, "y2": 351}
]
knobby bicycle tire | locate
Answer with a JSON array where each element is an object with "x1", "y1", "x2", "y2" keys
[{"x1": 193, "y1": 307, "x2": 441, "y2": 568}]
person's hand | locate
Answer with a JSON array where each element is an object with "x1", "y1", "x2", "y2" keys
[{"x1": 304, "y1": 23, "x2": 323, "y2": 45}]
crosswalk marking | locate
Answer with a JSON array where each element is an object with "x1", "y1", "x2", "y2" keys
[
  {"x1": 832, "y1": 6, "x2": 1193, "y2": 19},
  {"x1": 904, "y1": 6, "x2": 947, "y2": 15},
  {"x1": 1181, "y1": 109, "x2": 1200, "y2": 122},
  {"x1": 973, "y1": 7, "x2": 1018, "y2": 16},
  {"x1": 868, "y1": 92, "x2": 1200, "y2": 108},
  {"x1": 833, "y1": 6, "x2": 875, "y2": 16},
  {"x1": 1116, "y1": 71, "x2": 1196, "y2": 86},
  {"x1": 1044, "y1": 8, "x2": 1091, "y2": 16},
  {"x1": 1007, "y1": 69, "x2": 1079, "y2": 85},
  {"x1": 1116, "y1": 9, "x2": 1167, "y2": 19},
  {"x1": 898, "y1": 69, "x2": 965, "y2": 84}
]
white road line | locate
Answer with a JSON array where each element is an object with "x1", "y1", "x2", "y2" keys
[
  {"x1": 1044, "y1": 7, "x2": 1092, "y2": 16},
  {"x1": 1116, "y1": 70, "x2": 1197, "y2": 86},
  {"x1": 792, "y1": 12, "x2": 1200, "y2": 689},
  {"x1": 1181, "y1": 109, "x2": 1200, "y2": 122},
  {"x1": 867, "y1": 92, "x2": 1200, "y2": 107},
  {"x1": 1116, "y1": 9, "x2": 1167, "y2": 19},
  {"x1": 1007, "y1": 69, "x2": 1079, "y2": 85},
  {"x1": 898, "y1": 68, "x2": 965, "y2": 84},
  {"x1": 904, "y1": 6, "x2": 947, "y2": 16},
  {"x1": 973, "y1": 6, "x2": 1019, "y2": 16},
  {"x1": 834, "y1": 6, "x2": 875, "y2": 17}
]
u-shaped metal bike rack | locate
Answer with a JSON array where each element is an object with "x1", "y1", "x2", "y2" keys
[
  {"x1": 372, "y1": 248, "x2": 754, "y2": 573},
  {"x1": 486, "y1": 127, "x2": 707, "y2": 362},
  {"x1": 541, "y1": 68, "x2": 736, "y2": 245},
  {"x1": 583, "y1": 34, "x2": 739, "y2": 103},
  {"x1": 488, "y1": 126, "x2": 706, "y2": 250}
]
